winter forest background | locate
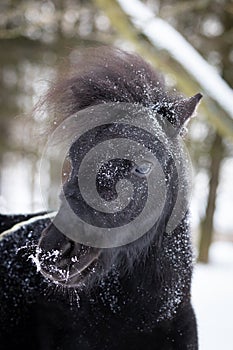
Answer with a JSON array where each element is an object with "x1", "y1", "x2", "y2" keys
[{"x1": 0, "y1": 1, "x2": 233, "y2": 349}]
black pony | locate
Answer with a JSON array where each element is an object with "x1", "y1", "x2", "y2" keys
[{"x1": 0, "y1": 46, "x2": 202, "y2": 350}]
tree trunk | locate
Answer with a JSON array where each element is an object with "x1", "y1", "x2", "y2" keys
[{"x1": 198, "y1": 133, "x2": 224, "y2": 263}]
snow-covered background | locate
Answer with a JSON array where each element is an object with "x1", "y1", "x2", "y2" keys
[
  {"x1": 0, "y1": 0, "x2": 232, "y2": 348},
  {"x1": 192, "y1": 241, "x2": 233, "y2": 350}
]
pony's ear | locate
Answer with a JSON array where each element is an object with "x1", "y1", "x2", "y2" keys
[{"x1": 174, "y1": 93, "x2": 203, "y2": 130}]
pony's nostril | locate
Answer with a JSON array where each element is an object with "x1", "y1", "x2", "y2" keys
[
  {"x1": 61, "y1": 241, "x2": 74, "y2": 258},
  {"x1": 60, "y1": 241, "x2": 82, "y2": 262}
]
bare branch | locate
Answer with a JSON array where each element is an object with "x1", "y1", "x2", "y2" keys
[{"x1": 95, "y1": 0, "x2": 233, "y2": 140}]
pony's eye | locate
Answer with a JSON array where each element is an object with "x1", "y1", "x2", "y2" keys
[{"x1": 132, "y1": 162, "x2": 153, "y2": 177}]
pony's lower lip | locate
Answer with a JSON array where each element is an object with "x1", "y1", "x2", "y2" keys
[
  {"x1": 40, "y1": 267, "x2": 85, "y2": 286},
  {"x1": 39, "y1": 254, "x2": 100, "y2": 287}
]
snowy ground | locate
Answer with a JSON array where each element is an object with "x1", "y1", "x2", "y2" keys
[{"x1": 192, "y1": 241, "x2": 233, "y2": 350}]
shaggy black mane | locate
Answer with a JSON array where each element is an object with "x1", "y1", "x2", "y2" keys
[{"x1": 44, "y1": 46, "x2": 182, "y2": 128}]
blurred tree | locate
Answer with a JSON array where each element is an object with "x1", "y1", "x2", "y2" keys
[
  {"x1": 198, "y1": 133, "x2": 224, "y2": 262},
  {"x1": 167, "y1": 0, "x2": 233, "y2": 262},
  {"x1": 0, "y1": 0, "x2": 112, "y2": 208}
]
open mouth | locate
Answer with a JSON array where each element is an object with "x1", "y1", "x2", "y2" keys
[{"x1": 37, "y1": 223, "x2": 101, "y2": 288}]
